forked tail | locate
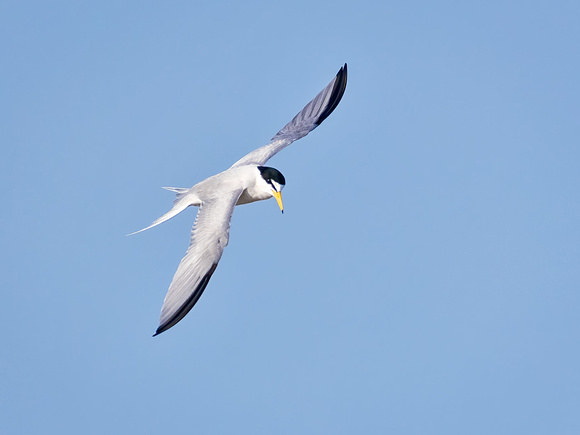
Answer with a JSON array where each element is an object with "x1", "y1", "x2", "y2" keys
[
  {"x1": 162, "y1": 186, "x2": 190, "y2": 205},
  {"x1": 127, "y1": 187, "x2": 193, "y2": 236}
]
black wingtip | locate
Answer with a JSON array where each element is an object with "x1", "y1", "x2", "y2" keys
[
  {"x1": 315, "y1": 63, "x2": 348, "y2": 127},
  {"x1": 152, "y1": 263, "x2": 219, "y2": 337}
]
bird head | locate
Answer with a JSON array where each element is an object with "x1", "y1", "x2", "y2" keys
[{"x1": 258, "y1": 166, "x2": 286, "y2": 213}]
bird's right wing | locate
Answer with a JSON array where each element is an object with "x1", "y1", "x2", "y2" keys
[
  {"x1": 230, "y1": 64, "x2": 347, "y2": 168},
  {"x1": 154, "y1": 188, "x2": 243, "y2": 336}
]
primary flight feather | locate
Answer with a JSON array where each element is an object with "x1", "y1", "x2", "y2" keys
[{"x1": 132, "y1": 64, "x2": 347, "y2": 336}]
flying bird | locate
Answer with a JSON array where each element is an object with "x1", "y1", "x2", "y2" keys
[{"x1": 132, "y1": 64, "x2": 347, "y2": 336}]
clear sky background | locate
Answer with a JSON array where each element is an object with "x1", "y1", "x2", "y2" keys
[{"x1": 2, "y1": 1, "x2": 579, "y2": 434}]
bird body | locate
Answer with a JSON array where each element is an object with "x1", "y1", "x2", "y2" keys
[{"x1": 133, "y1": 64, "x2": 347, "y2": 335}]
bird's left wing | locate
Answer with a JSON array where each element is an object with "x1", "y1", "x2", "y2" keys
[
  {"x1": 154, "y1": 188, "x2": 244, "y2": 336},
  {"x1": 230, "y1": 64, "x2": 347, "y2": 168}
]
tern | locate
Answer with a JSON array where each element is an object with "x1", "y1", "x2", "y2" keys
[{"x1": 133, "y1": 64, "x2": 347, "y2": 336}]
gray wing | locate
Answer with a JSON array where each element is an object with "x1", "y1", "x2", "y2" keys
[
  {"x1": 154, "y1": 189, "x2": 243, "y2": 336},
  {"x1": 230, "y1": 64, "x2": 347, "y2": 168}
]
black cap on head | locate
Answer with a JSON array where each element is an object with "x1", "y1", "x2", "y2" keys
[{"x1": 258, "y1": 166, "x2": 286, "y2": 186}]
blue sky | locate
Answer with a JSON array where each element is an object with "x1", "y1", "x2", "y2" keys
[{"x1": 3, "y1": 1, "x2": 579, "y2": 434}]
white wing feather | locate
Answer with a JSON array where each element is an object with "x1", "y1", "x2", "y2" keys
[
  {"x1": 230, "y1": 64, "x2": 347, "y2": 168},
  {"x1": 154, "y1": 189, "x2": 243, "y2": 335}
]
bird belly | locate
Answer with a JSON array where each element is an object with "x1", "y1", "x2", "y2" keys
[{"x1": 236, "y1": 188, "x2": 270, "y2": 205}]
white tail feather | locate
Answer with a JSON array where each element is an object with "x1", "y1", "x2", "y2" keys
[
  {"x1": 162, "y1": 186, "x2": 190, "y2": 204},
  {"x1": 128, "y1": 187, "x2": 193, "y2": 236}
]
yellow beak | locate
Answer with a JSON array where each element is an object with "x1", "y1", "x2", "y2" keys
[{"x1": 272, "y1": 190, "x2": 284, "y2": 213}]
